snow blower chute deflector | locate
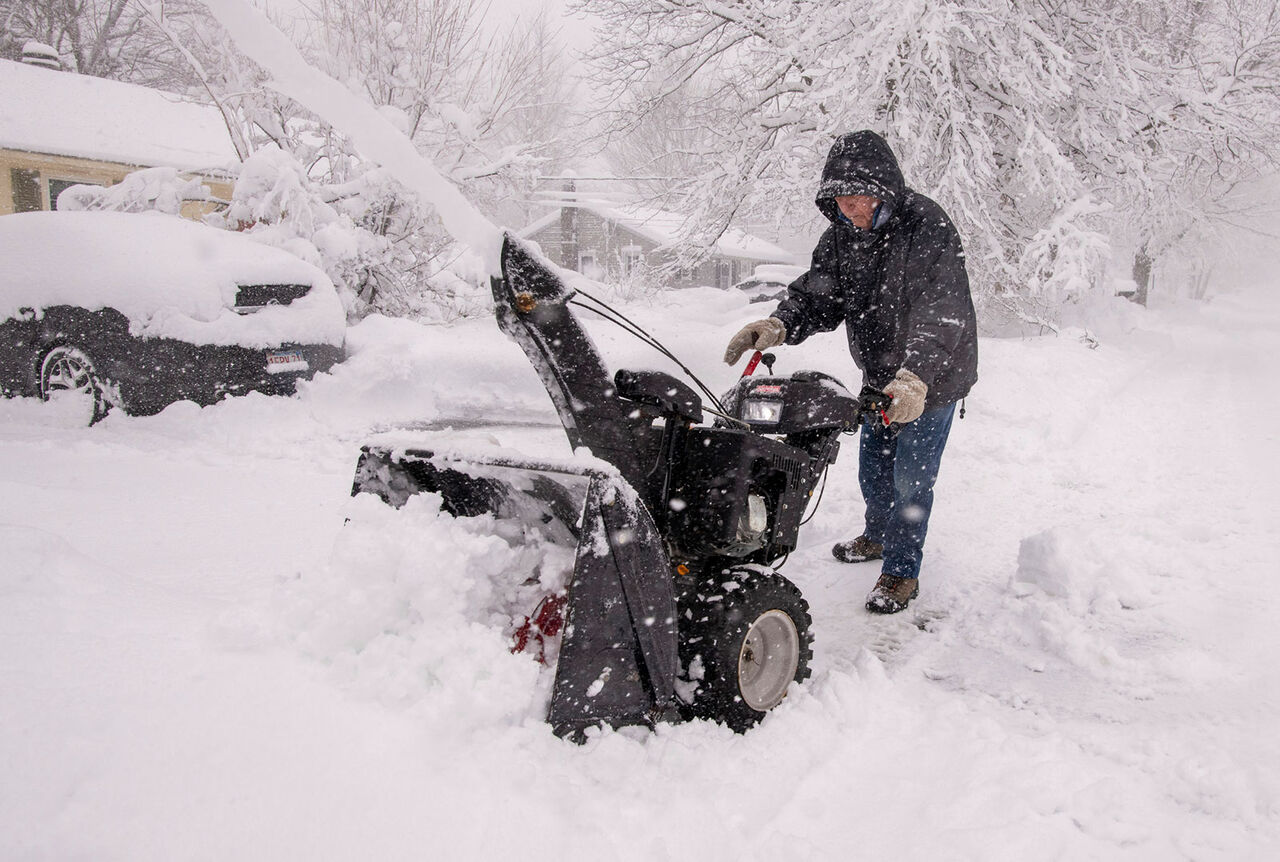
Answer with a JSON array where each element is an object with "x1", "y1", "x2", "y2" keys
[{"x1": 352, "y1": 234, "x2": 875, "y2": 740}]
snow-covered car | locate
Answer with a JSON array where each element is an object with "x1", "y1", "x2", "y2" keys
[
  {"x1": 731, "y1": 263, "x2": 806, "y2": 303},
  {"x1": 0, "y1": 211, "x2": 347, "y2": 423}
]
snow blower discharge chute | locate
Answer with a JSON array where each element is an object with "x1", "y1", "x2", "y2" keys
[{"x1": 351, "y1": 235, "x2": 889, "y2": 740}]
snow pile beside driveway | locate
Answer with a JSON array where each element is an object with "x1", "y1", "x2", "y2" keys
[
  {"x1": 2, "y1": 281, "x2": 1279, "y2": 859},
  {"x1": 1016, "y1": 525, "x2": 1153, "y2": 614}
]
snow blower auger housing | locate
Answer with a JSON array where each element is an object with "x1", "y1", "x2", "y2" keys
[{"x1": 352, "y1": 234, "x2": 869, "y2": 740}]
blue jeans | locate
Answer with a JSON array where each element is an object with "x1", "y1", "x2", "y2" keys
[{"x1": 858, "y1": 402, "x2": 956, "y2": 580}]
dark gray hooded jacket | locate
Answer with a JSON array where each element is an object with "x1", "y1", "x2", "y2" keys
[{"x1": 771, "y1": 131, "x2": 978, "y2": 406}]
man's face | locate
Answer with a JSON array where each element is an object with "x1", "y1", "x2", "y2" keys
[{"x1": 835, "y1": 194, "x2": 879, "y2": 230}]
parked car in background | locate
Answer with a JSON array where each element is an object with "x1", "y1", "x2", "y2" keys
[
  {"x1": 731, "y1": 263, "x2": 806, "y2": 303},
  {"x1": 0, "y1": 211, "x2": 347, "y2": 424}
]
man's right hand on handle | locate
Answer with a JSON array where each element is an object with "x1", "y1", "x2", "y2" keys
[{"x1": 723, "y1": 318, "x2": 787, "y2": 364}]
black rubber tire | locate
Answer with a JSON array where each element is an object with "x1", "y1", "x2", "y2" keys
[
  {"x1": 39, "y1": 344, "x2": 115, "y2": 425},
  {"x1": 677, "y1": 566, "x2": 814, "y2": 732}
]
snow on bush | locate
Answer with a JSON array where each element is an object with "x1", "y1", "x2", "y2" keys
[
  {"x1": 596, "y1": 260, "x2": 668, "y2": 304},
  {"x1": 56, "y1": 167, "x2": 217, "y2": 216},
  {"x1": 209, "y1": 147, "x2": 383, "y2": 315},
  {"x1": 214, "y1": 148, "x2": 494, "y2": 323}
]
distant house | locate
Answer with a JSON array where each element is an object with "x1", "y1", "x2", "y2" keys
[
  {"x1": 0, "y1": 58, "x2": 239, "y2": 216},
  {"x1": 521, "y1": 198, "x2": 797, "y2": 289}
]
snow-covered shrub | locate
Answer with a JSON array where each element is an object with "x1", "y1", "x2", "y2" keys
[
  {"x1": 321, "y1": 165, "x2": 491, "y2": 322},
  {"x1": 600, "y1": 260, "x2": 667, "y2": 304},
  {"x1": 210, "y1": 147, "x2": 378, "y2": 316},
  {"x1": 55, "y1": 167, "x2": 215, "y2": 215},
  {"x1": 211, "y1": 147, "x2": 488, "y2": 322}
]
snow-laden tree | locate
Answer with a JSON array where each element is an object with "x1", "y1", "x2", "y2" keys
[
  {"x1": 576, "y1": 0, "x2": 1279, "y2": 322},
  {"x1": 1116, "y1": 0, "x2": 1280, "y2": 300},
  {"x1": 604, "y1": 78, "x2": 723, "y2": 202},
  {"x1": 300, "y1": 0, "x2": 575, "y2": 219},
  {"x1": 0, "y1": 0, "x2": 207, "y2": 86},
  {"x1": 202, "y1": 0, "x2": 580, "y2": 316}
]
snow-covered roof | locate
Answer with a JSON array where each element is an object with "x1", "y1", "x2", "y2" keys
[
  {"x1": 0, "y1": 59, "x2": 240, "y2": 170},
  {"x1": 521, "y1": 199, "x2": 797, "y2": 263},
  {"x1": 0, "y1": 211, "x2": 345, "y2": 348}
]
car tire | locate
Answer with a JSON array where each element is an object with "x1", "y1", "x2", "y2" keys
[
  {"x1": 677, "y1": 567, "x2": 814, "y2": 731},
  {"x1": 39, "y1": 344, "x2": 116, "y2": 425}
]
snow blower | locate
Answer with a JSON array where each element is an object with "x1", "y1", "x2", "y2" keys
[{"x1": 352, "y1": 234, "x2": 883, "y2": 740}]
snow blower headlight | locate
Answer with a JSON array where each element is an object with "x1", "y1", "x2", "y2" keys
[{"x1": 741, "y1": 398, "x2": 784, "y2": 426}]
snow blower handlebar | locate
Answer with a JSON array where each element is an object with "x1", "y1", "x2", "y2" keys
[
  {"x1": 856, "y1": 384, "x2": 895, "y2": 429},
  {"x1": 740, "y1": 351, "x2": 777, "y2": 378}
]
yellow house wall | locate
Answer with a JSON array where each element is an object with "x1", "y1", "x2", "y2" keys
[{"x1": 0, "y1": 148, "x2": 233, "y2": 218}]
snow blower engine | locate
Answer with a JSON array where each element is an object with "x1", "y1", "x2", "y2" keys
[{"x1": 351, "y1": 235, "x2": 885, "y2": 740}]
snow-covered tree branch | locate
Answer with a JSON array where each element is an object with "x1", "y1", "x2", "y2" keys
[{"x1": 577, "y1": 0, "x2": 1280, "y2": 322}]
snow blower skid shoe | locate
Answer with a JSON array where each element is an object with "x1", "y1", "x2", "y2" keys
[{"x1": 351, "y1": 233, "x2": 871, "y2": 739}]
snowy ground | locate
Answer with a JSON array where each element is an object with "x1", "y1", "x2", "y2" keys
[{"x1": 2, "y1": 278, "x2": 1278, "y2": 860}]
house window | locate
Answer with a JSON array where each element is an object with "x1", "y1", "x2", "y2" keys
[
  {"x1": 621, "y1": 245, "x2": 644, "y2": 276},
  {"x1": 578, "y1": 251, "x2": 601, "y2": 279},
  {"x1": 48, "y1": 178, "x2": 98, "y2": 211},
  {"x1": 715, "y1": 259, "x2": 734, "y2": 289},
  {"x1": 11, "y1": 168, "x2": 41, "y2": 213}
]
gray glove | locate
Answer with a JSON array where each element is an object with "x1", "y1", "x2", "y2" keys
[
  {"x1": 883, "y1": 368, "x2": 927, "y2": 424},
  {"x1": 723, "y1": 318, "x2": 787, "y2": 365}
]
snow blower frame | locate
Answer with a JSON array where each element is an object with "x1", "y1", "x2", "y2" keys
[{"x1": 352, "y1": 234, "x2": 880, "y2": 740}]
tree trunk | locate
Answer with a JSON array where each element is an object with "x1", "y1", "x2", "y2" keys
[{"x1": 1131, "y1": 247, "x2": 1153, "y2": 306}]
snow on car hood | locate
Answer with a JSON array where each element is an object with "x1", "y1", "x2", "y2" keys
[{"x1": 0, "y1": 211, "x2": 346, "y2": 348}]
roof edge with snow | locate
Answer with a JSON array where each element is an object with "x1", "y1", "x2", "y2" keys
[
  {"x1": 0, "y1": 59, "x2": 241, "y2": 171},
  {"x1": 520, "y1": 199, "x2": 798, "y2": 264}
]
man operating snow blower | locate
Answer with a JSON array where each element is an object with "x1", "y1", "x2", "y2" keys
[{"x1": 724, "y1": 130, "x2": 978, "y2": 614}]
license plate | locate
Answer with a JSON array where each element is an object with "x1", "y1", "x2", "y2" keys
[{"x1": 265, "y1": 350, "x2": 308, "y2": 374}]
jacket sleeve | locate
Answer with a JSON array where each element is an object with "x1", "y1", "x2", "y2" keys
[
  {"x1": 770, "y1": 228, "x2": 847, "y2": 345},
  {"x1": 902, "y1": 217, "x2": 973, "y2": 387}
]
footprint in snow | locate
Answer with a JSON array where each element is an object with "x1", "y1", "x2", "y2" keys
[{"x1": 862, "y1": 607, "x2": 948, "y2": 663}]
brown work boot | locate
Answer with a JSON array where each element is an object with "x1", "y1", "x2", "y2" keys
[
  {"x1": 832, "y1": 535, "x2": 884, "y2": 563},
  {"x1": 865, "y1": 574, "x2": 919, "y2": 614}
]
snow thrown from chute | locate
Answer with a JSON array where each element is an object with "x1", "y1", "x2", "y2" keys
[{"x1": 201, "y1": 0, "x2": 504, "y2": 275}]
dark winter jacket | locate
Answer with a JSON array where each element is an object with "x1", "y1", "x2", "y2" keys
[{"x1": 771, "y1": 131, "x2": 978, "y2": 407}]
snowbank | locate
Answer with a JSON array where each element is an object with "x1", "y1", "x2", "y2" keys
[{"x1": 2, "y1": 269, "x2": 1279, "y2": 859}]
